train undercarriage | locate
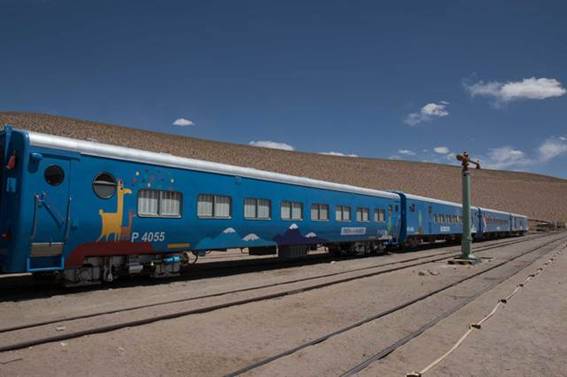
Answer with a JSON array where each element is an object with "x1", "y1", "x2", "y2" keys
[
  {"x1": 47, "y1": 253, "x2": 186, "y2": 286},
  {"x1": 33, "y1": 232, "x2": 525, "y2": 286}
]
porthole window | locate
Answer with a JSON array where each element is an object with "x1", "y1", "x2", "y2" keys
[
  {"x1": 93, "y1": 173, "x2": 117, "y2": 199},
  {"x1": 44, "y1": 165, "x2": 65, "y2": 186}
]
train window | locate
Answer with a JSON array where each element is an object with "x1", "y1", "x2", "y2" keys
[
  {"x1": 160, "y1": 191, "x2": 182, "y2": 217},
  {"x1": 214, "y1": 195, "x2": 231, "y2": 218},
  {"x1": 291, "y1": 202, "x2": 303, "y2": 220},
  {"x1": 281, "y1": 201, "x2": 291, "y2": 220},
  {"x1": 356, "y1": 208, "x2": 369, "y2": 222},
  {"x1": 374, "y1": 208, "x2": 385, "y2": 223},
  {"x1": 258, "y1": 199, "x2": 271, "y2": 219},
  {"x1": 409, "y1": 204, "x2": 416, "y2": 212},
  {"x1": 244, "y1": 198, "x2": 256, "y2": 218},
  {"x1": 198, "y1": 194, "x2": 214, "y2": 217},
  {"x1": 281, "y1": 201, "x2": 302, "y2": 220},
  {"x1": 93, "y1": 173, "x2": 117, "y2": 199},
  {"x1": 138, "y1": 189, "x2": 182, "y2": 217},
  {"x1": 45, "y1": 165, "x2": 65, "y2": 186},
  {"x1": 138, "y1": 190, "x2": 160, "y2": 216},
  {"x1": 197, "y1": 194, "x2": 231, "y2": 218},
  {"x1": 311, "y1": 203, "x2": 329, "y2": 221},
  {"x1": 244, "y1": 198, "x2": 271, "y2": 220},
  {"x1": 335, "y1": 205, "x2": 351, "y2": 221}
]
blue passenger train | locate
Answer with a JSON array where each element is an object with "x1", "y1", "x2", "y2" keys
[{"x1": 0, "y1": 126, "x2": 528, "y2": 285}]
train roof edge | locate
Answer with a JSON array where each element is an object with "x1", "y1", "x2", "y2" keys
[{"x1": 24, "y1": 128, "x2": 402, "y2": 199}]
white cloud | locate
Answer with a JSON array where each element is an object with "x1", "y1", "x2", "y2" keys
[
  {"x1": 249, "y1": 140, "x2": 295, "y2": 151},
  {"x1": 434, "y1": 146, "x2": 450, "y2": 154},
  {"x1": 320, "y1": 151, "x2": 358, "y2": 157},
  {"x1": 465, "y1": 77, "x2": 566, "y2": 104},
  {"x1": 173, "y1": 118, "x2": 195, "y2": 127},
  {"x1": 538, "y1": 137, "x2": 567, "y2": 162},
  {"x1": 405, "y1": 101, "x2": 449, "y2": 126},
  {"x1": 392, "y1": 137, "x2": 567, "y2": 172},
  {"x1": 483, "y1": 146, "x2": 533, "y2": 169},
  {"x1": 398, "y1": 149, "x2": 416, "y2": 156},
  {"x1": 422, "y1": 103, "x2": 449, "y2": 116},
  {"x1": 482, "y1": 137, "x2": 567, "y2": 170}
]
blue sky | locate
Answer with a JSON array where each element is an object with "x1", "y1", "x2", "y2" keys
[{"x1": 1, "y1": 0, "x2": 566, "y2": 177}]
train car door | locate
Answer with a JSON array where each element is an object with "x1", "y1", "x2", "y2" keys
[
  {"x1": 0, "y1": 130, "x2": 7, "y2": 236},
  {"x1": 428, "y1": 205, "x2": 433, "y2": 234},
  {"x1": 27, "y1": 155, "x2": 72, "y2": 271},
  {"x1": 0, "y1": 129, "x2": 8, "y2": 269}
]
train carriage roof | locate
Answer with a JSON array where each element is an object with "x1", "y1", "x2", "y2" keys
[
  {"x1": 478, "y1": 207, "x2": 513, "y2": 216},
  {"x1": 27, "y1": 130, "x2": 400, "y2": 200},
  {"x1": 401, "y1": 193, "x2": 464, "y2": 208}
]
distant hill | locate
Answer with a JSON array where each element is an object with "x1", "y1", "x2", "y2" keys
[{"x1": 1, "y1": 112, "x2": 566, "y2": 222}]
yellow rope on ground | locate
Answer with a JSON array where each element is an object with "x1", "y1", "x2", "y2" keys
[
  {"x1": 406, "y1": 244, "x2": 566, "y2": 377},
  {"x1": 417, "y1": 328, "x2": 473, "y2": 375}
]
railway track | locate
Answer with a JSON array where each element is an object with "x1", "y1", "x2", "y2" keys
[
  {"x1": 0, "y1": 235, "x2": 539, "y2": 294},
  {"x1": 224, "y1": 234, "x2": 567, "y2": 377},
  {"x1": 0, "y1": 234, "x2": 547, "y2": 354}
]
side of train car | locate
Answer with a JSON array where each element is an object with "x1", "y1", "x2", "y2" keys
[
  {"x1": 0, "y1": 126, "x2": 528, "y2": 285},
  {"x1": 398, "y1": 193, "x2": 528, "y2": 245}
]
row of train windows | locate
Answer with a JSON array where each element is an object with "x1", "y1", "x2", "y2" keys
[
  {"x1": 487, "y1": 217, "x2": 508, "y2": 225},
  {"x1": 433, "y1": 214, "x2": 463, "y2": 225},
  {"x1": 136, "y1": 190, "x2": 391, "y2": 223},
  {"x1": 195, "y1": 194, "x2": 390, "y2": 223}
]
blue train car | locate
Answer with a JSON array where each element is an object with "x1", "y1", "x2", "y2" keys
[
  {"x1": 1, "y1": 127, "x2": 403, "y2": 284},
  {"x1": 511, "y1": 213, "x2": 529, "y2": 235},
  {"x1": 396, "y1": 193, "x2": 485, "y2": 246},
  {"x1": 479, "y1": 208, "x2": 512, "y2": 237}
]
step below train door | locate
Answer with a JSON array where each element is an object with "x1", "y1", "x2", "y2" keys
[{"x1": 27, "y1": 152, "x2": 72, "y2": 272}]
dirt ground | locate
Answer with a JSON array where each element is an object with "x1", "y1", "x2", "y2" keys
[
  {"x1": 1, "y1": 112, "x2": 566, "y2": 221},
  {"x1": 360, "y1": 237, "x2": 567, "y2": 377},
  {"x1": 0, "y1": 233, "x2": 565, "y2": 377}
]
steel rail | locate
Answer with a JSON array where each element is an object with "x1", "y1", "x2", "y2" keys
[
  {"x1": 340, "y1": 238, "x2": 566, "y2": 376},
  {"x1": 0, "y1": 236, "x2": 547, "y2": 354},
  {"x1": 224, "y1": 235, "x2": 565, "y2": 377},
  {"x1": 0, "y1": 236, "x2": 534, "y2": 337}
]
